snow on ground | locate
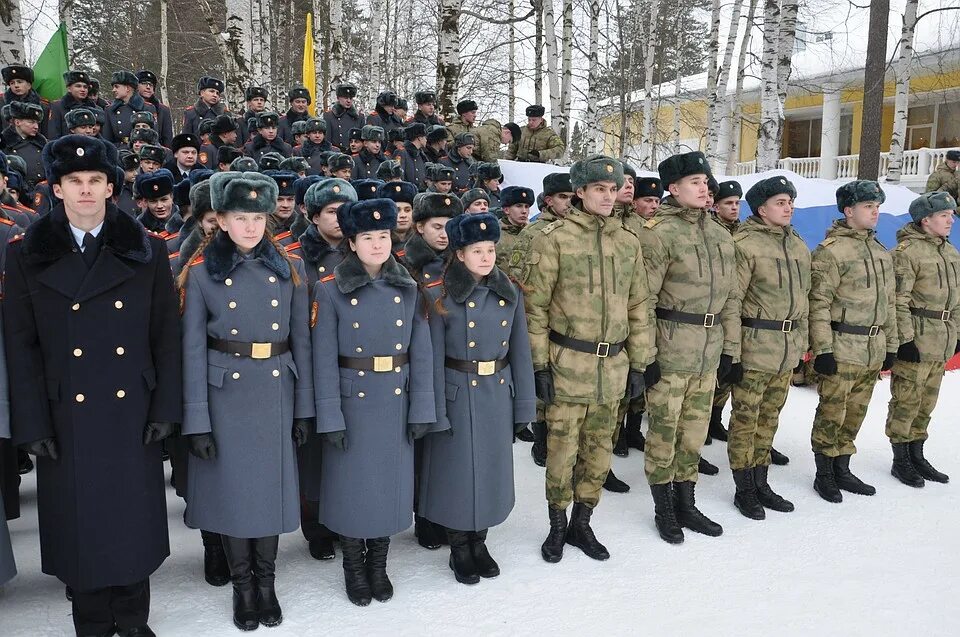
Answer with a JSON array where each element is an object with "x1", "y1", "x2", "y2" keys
[{"x1": 2, "y1": 373, "x2": 959, "y2": 636}]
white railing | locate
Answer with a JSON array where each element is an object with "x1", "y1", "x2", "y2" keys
[
  {"x1": 777, "y1": 157, "x2": 821, "y2": 178},
  {"x1": 837, "y1": 154, "x2": 859, "y2": 179},
  {"x1": 735, "y1": 147, "x2": 958, "y2": 183},
  {"x1": 734, "y1": 160, "x2": 756, "y2": 175}
]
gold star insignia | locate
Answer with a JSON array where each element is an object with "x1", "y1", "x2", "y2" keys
[{"x1": 605, "y1": 165, "x2": 613, "y2": 173}]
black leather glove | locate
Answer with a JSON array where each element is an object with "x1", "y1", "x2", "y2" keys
[
  {"x1": 882, "y1": 352, "x2": 897, "y2": 372},
  {"x1": 643, "y1": 361, "x2": 661, "y2": 389},
  {"x1": 143, "y1": 421, "x2": 177, "y2": 445},
  {"x1": 293, "y1": 419, "x2": 312, "y2": 447},
  {"x1": 323, "y1": 431, "x2": 347, "y2": 451},
  {"x1": 626, "y1": 369, "x2": 645, "y2": 400},
  {"x1": 514, "y1": 422, "x2": 531, "y2": 435},
  {"x1": 813, "y1": 353, "x2": 838, "y2": 377},
  {"x1": 896, "y1": 341, "x2": 921, "y2": 363},
  {"x1": 407, "y1": 423, "x2": 431, "y2": 442},
  {"x1": 534, "y1": 370, "x2": 555, "y2": 405},
  {"x1": 717, "y1": 354, "x2": 734, "y2": 383},
  {"x1": 23, "y1": 437, "x2": 58, "y2": 461},
  {"x1": 528, "y1": 149, "x2": 540, "y2": 159},
  {"x1": 188, "y1": 433, "x2": 217, "y2": 460},
  {"x1": 726, "y1": 362, "x2": 744, "y2": 385}
]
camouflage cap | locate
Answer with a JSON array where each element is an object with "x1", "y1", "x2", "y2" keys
[
  {"x1": 657, "y1": 151, "x2": 711, "y2": 189},
  {"x1": 836, "y1": 179, "x2": 885, "y2": 212},
  {"x1": 909, "y1": 191, "x2": 957, "y2": 223},
  {"x1": 570, "y1": 154, "x2": 625, "y2": 191},
  {"x1": 745, "y1": 176, "x2": 796, "y2": 215}
]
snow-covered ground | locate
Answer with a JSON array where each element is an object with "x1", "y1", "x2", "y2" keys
[{"x1": 2, "y1": 373, "x2": 959, "y2": 636}]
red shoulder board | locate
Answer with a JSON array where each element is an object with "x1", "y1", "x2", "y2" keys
[
  {"x1": 0, "y1": 217, "x2": 14, "y2": 226},
  {"x1": 147, "y1": 231, "x2": 165, "y2": 239},
  {"x1": 320, "y1": 274, "x2": 336, "y2": 283},
  {"x1": 275, "y1": 230, "x2": 292, "y2": 241},
  {"x1": 168, "y1": 251, "x2": 180, "y2": 260},
  {"x1": 285, "y1": 241, "x2": 301, "y2": 252},
  {"x1": 188, "y1": 255, "x2": 205, "y2": 267},
  {"x1": 8, "y1": 232, "x2": 23, "y2": 243},
  {"x1": 165, "y1": 232, "x2": 180, "y2": 241},
  {"x1": 288, "y1": 252, "x2": 301, "y2": 260},
  {"x1": 425, "y1": 279, "x2": 443, "y2": 288},
  {"x1": 395, "y1": 249, "x2": 406, "y2": 258},
  {"x1": 16, "y1": 204, "x2": 36, "y2": 215}
]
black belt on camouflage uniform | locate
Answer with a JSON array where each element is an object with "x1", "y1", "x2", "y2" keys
[
  {"x1": 909, "y1": 307, "x2": 952, "y2": 321},
  {"x1": 741, "y1": 317, "x2": 796, "y2": 333},
  {"x1": 338, "y1": 353, "x2": 410, "y2": 372},
  {"x1": 655, "y1": 307, "x2": 719, "y2": 328},
  {"x1": 444, "y1": 357, "x2": 509, "y2": 376},
  {"x1": 208, "y1": 337, "x2": 290, "y2": 359},
  {"x1": 830, "y1": 321, "x2": 880, "y2": 337},
  {"x1": 548, "y1": 330, "x2": 625, "y2": 358}
]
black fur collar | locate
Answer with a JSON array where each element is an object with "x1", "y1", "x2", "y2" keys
[
  {"x1": 165, "y1": 210, "x2": 185, "y2": 234},
  {"x1": 359, "y1": 148, "x2": 385, "y2": 163},
  {"x1": 331, "y1": 103, "x2": 359, "y2": 118},
  {"x1": 1, "y1": 125, "x2": 47, "y2": 147},
  {"x1": 202, "y1": 230, "x2": 291, "y2": 282},
  {"x1": 137, "y1": 209, "x2": 167, "y2": 232},
  {"x1": 21, "y1": 202, "x2": 152, "y2": 264},
  {"x1": 334, "y1": 251, "x2": 415, "y2": 294},
  {"x1": 4, "y1": 88, "x2": 43, "y2": 106},
  {"x1": 110, "y1": 93, "x2": 147, "y2": 112},
  {"x1": 285, "y1": 109, "x2": 309, "y2": 123},
  {"x1": 299, "y1": 224, "x2": 343, "y2": 263},
  {"x1": 252, "y1": 135, "x2": 287, "y2": 152},
  {"x1": 61, "y1": 94, "x2": 94, "y2": 110},
  {"x1": 445, "y1": 258, "x2": 517, "y2": 305},
  {"x1": 193, "y1": 99, "x2": 225, "y2": 117},
  {"x1": 301, "y1": 138, "x2": 331, "y2": 157},
  {"x1": 403, "y1": 233, "x2": 442, "y2": 271}
]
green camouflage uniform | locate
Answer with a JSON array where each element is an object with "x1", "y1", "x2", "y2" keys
[
  {"x1": 496, "y1": 217, "x2": 524, "y2": 271},
  {"x1": 925, "y1": 162, "x2": 959, "y2": 201},
  {"x1": 615, "y1": 203, "x2": 647, "y2": 425},
  {"x1": 885, "y1": 221, "x2": 960, "y2": 443},
  {"x1": 637, "y1": 197, "x2": 739, "y2": 485},
  {"x1": 446, "y1": 115, "x2": 475, "y2": 141},
  {"x1": 508, "y1": 121, "x2": 565, "y2": 162},
  {"x1": 725, "y1": 216, "x2": 811, "y2": 470},
  {"x1": 473, "y1": 119, "x2": 503, "y2": 163},
  {"x1": 809, "y1": 220, "x2": 897, "y2": 456},
  {"x1": 521, "y1": 206, "x2": 652, "y2": 508},
  {"x1": 710, "y1": 214, "x2": 741, "y2": 410}
]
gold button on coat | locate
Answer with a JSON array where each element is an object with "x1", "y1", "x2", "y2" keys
[
  {"x1": 272, "y1": 323, "x2": 279, "y2": 330},
  {"x1": 72, "y1": 303, "x2": 80, "y2": 311},
  {"x1": 468, "y1": 301, "x2": 476, "y2": 308},
  {"x1": 499, "y1": 300, "x2": 505, "y2": 306},
  {"x1": 115, "y1": 301, "x2": 123, "y2": 309},
  {"x1": 468, "y1": 321, "x2": 475, "y2": 328},
  {"x1": 225, "y1": 278, "x2": 233, "y2": 286},
  {"x1": 272, "y1": 370, "x2": 280, "y2": 377},
  {"x1": 394, "y1": 388, "x2": 402, "y2": 395},
  {"x1": 269, "y1": 276, "x2": 276, "y2": 283},
  {"x1": 350, "y1": 298, "x2": 358, "y2": 305},
  {"x1": 358, "y1": 392, "x2": 365, "y2": 398},
  {"x1": 75, "y1": 394, "x2": 85, "y2": 403},
  {"x1": 232, "y1": 372, "x2": 240, "y2": 379},
  {"x1": 228, "y1": 301, "x2": 237, "y2": 309},
  {"x1": 271, "y1": 300, "x2": 279, "y2": 307},
  {"x1": 116, "y1": 390, "x2": 126, "y2": 398},
  {"x1": 116, "y1": 347, "x2": 125, "y2": 355},
  {"x1": 73, "y1": 348, "x2": 82, "y2": 357},
  {"x1": 394, "y1": 296, "x2": 401, "y2": 303}
]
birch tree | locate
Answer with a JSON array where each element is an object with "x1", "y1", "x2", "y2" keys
[
  {"x1": 640, "y1": 0, "x2": 660, "y2": 167},
  {"x1": 0, "y1": 0, "x2": 24, "y2": 64},
  {"x1": 703, "y1": 0, "x2": 722, "y2": 162},
  {"x1": 707, "y1": 0, "x2": 744, "y2": 163},
  {"x1": 436, "y1": 0, "x2": 462, "y2": 121},
  {"x1": 199, "y1": 0, "x2": 254, "y2": 109},
  {"x1": 559, "y1": 0, "x2": 573, "y2": 142},
  {"x1": 326, "y1": 0, "x2": 345, "y2": 98},
  {"x1": 367, "y1": 0, "x2": 385, "y2": 103},
  {"x1": 756, "y1": 0, "x2": 782, "y2": 170},
  {"x1": 886, "y1": 0, "x2": 919, "y2": 183},
  {"x1": 160, "y1": 0, "x2": 169, "y2": 103},
  {"x1": 543, "y1": 0, "x2": 563, "y2": 133},
  {"x1": 727, "y1": 0, "x2": 758, "y2": 174},
  {"x1": 582, "y1": 0, "x2": 601, "y2": 154}
]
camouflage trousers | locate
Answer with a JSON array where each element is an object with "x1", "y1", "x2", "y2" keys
[
  {"x1": 644, "y1": 371, "x2": 716, "y2": 485},
  {"x1": 614, "y1": 393, "x2": 646, "y2": 442},
  {"x1": 727, "y1": 369, "x2": 792, "y2": 470},
  {"x1": 885, "y1": 360, "x2": 945, "y2": 444},
  {"x1": 811, "y1": 362, "x2": 880, "y2": 457},
  {"x1": 712, "y1": 379, "x2": 733, "y2": 410},
  {"x1": 545, "y1": 400, "x2": 618, "y2": 509}
]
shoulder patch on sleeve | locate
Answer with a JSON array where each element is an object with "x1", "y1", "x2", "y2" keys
[
  {"x1": 643, "y1": 217, "x2": 663, "y2": 229},
  {"x1": 320, "y1": 274, "x2": 336, "y2": 283},
  {"x1": 541, "y1": 219, "x2": 563, "y2": 235}
]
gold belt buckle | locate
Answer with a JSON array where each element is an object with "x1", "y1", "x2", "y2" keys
[
  {"x1": 868, "y1": 325, "x2": 880, "y2": 338},
  {"x1": 250, "y1": 342, "x2": 272, "y2": 359},
  {"x1": 781, "y1": 319, "x2": 793, "y2": 333},
  {"x1": 373, "y1": 356, "x2": 393, "y2": 372},
  {"x1": 703, "y1": 313, "x2": 715, "y2": 328},
  {"x1": 477, "y1": 360, "x2": 496, "y2": 376}
]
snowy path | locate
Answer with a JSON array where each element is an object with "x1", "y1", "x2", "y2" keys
[{"x1": 2, "y1": 374, "x2": 959, "y2": 636}]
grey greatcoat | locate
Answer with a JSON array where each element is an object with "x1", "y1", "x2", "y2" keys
[
  {"x1": 311, "y1": 253, "x2": 437, "y2": 539},
  {"x1": 419, "y1": 261, "x2": 536, "y2": 531},
  {"x1": 399, "y1": 233, "x2": 445, "y2": 284},
  {"x1": 322, "y1": 104, "x2": 365, "y2": 152},
  {"x1": 181, "y1": 233, "x2": 315, "y2": 538},
  {"x1": 0, "y1": 302, "x2": 16, "y2": 586}
]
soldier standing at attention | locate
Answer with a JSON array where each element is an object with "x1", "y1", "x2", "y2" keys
[
  {"x1": 508, "y1": 105, "x2": 565, "y2": 163},
  {"x1": 496, "y1": 186, "x2": 533, "y2": 271},
  {"x1": 351, "y1": 126, "x2": 386, "y2": 181},
  {"x1": 278, "y1": 86, "x2": 312, "y2": 145},
  {"x1": 243, "y1": 112, "x2": 293, "y2": 161},
  {"x1": 808, "y1": 180, "x2": 897, "y2": 503},
  {"x1": 182, "y1": 76, "x2": 228, "y2": 137},
  {"x1": 925, "y1": 149, "x2": 958, "y2": 201},
  {"x1": 885, "y1": 192, "x2": 958, "y2": 487},
  {"x1": 521, "y1": 155, "x2": 652, "y2": 563},
  {"x1": 135, "y1": 70, "x2": 174, "y2": 147},
  {"x1": 631, "y1": 176, "x2": 662, "y2": 221}
]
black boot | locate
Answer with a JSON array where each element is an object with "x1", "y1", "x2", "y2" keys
[
  {"x1": 530, "y1": 421, "x2": 547, "y2": 467},
  {"x1": 813, "y1": 453, "x2": 843, "y2": 503},
  {"x1": 201, "y1": 530, "x2": 230, "y2": 587},
  {"x1": 770, "y1": 447, "x2": 790, "y2": 465},
  {"x1": 909, "y1": 440, "x2": 949, "y2": 483},
  {"x1": 650, "y1": 483, "x2": 684, "y2": 544},
  {"x1": 541, "y1": 506, "x2": 567, "y2": 563},
  {"x1": 253, "y1": 536, "x2": 282, "y2": 627},
  {"x1": 891, "y1": 443, "x2": 925, "y2": 488},
  {"x1": 698, "y1": 456, "x2": 719, "y2": 476},
  {"x1": 515, "y1": 425, "x2": 535, "y2": 442},
  {"x1": 613, "y1": 424, "x2": 629, "y2": 457},
  {"x1": 754, "y1": 464, "x2": 794, "y2": 512},
  {"x1": 731, "y1": 469, "x2": 765, "y2": 520},
  {"x1": 365, "y1": 537, "x2": 393, "y2": 601},
  {"x1": 308, "y1": 525, "x2": 337, "y2": 561},
  {"x1": 565, "y1": 502, "x2": 610, "y2": 560},
  {"x1": 469, "y1": 529, "x2": 499, "y2": 578},
  {"x1": 602, "y1": 468, "x2": 630, "y2": 493},
  {"x1": 447, "y1": 529, "x2": 480, "y2": 584},
  {"x1": 674, "y1": 481, "x2": 723, "y2": 536},
  {"x1": 340, "y1": 537, "x2": 371, "y2": 606},
  {"x1": 625, "y1": 411, "x2": 645, "y2": 451},
  {"x1": 221, "y1": 536, "x2": 259, "y2": 631},
  {"x1": 415, "y1": 514, "x2": 442, "y2": 550},
  {"x1": 833, "y1": 454, "x2": 876, "y2": 496},
  {"x1": 708, "y1": 406, "x2": 728, "y2": 442}
]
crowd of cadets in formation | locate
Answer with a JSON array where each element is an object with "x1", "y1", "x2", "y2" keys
[{"x1": 0, "y1": 65, "x2": 957, "y2": 637}]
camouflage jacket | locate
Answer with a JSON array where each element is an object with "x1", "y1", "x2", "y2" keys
[
  {"x1": 925, "y1": 162, "x2": 959, "y2": 200},
  {"x1": 809, "y1": 220, "x2": 897, "y2": 367},
  {"x1": 521, "y1": 206, "x2": 652, "y2": 404},
  {"x1": 711, "y1": 214, "x2": 740, "y2": 234},
  {"x1": 474, "y1": 119, "x2": 502, "y2": 163},
  {"x1": 446, "y1": 116, "x2": 475, "y2": 142},
  {"x1": 508, "y1": 121, "x2": 565, "y2": 162},
  {"x1": 496, "y1": 217, "x2": 524, "y2": 271},
  {"x1": 506, "y1": 205, "x2": 563, "y2": 280},
  {"x1": 637, "y1": 198, "x2": 739, "y2": 375},
  {"x1": 729, "y1": 216, "x2": 811, "y2": 374},
  {"x1": 891, "y1": 221, "x2": 960, "y2": 362},
  {"x1": 616, "y1": 203, "x2": 645, "y2": 236}
]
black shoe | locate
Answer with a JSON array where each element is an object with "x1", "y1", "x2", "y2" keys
[
  {"x1": 531, "y1": 421, "x2": 547, "y2": 467},
  {"x1": 541, "y1": 506, "x2": 567, "y2": 563},
  {"x1": 17, "y1": 449, "x2": 33, "y2": 475},
  {"x1": 602, "y1": 468, "x2": 630, "y2": 493},
  {"x1": 340, "y1": 537, "x2": 371, "y2": 606},
  {"x1": 708, "y1": 406, "x2": 728, "y2": 442},
  {"x1": 202, "y1": 532, "x2": 230, "y2": 587},
  {"x1": 833, "y1": 454, "x2": 876, "y2": 496},
  {"x1": 770, "y1": 447, "x2": 790, "y2": 465},
  {"x1": 309, "y1": 536, "x2": 336, "y2": 560},
  {"x1": 515, "y1": 425, "x2": 535, "y2": 442},
  {"x1": 469, "y1": 530, "x2": 499, "y2": 578},
  {"x1": 909, "y1": 440, "x2": 949, "y2": 483},
  {"x1": 415, "y1": 514, "x2": 442, "y2": 550},
  {"x1": 365, "y1": 537, "x2": 393, "y2": 601},
  {"x1": 624, "y1": 411, "x2": 645, "y2": 451},
  {"x1": 613, "y1": 426, "x2": 629, "y2": 457},
  {"x1": 813, "y1": 453, "x2": 842, "y2": 503},
  {"x1": 565, "y1": 502, "x2": 610, "y2": 560},
  {"x1": 230, "y1": 584, "x2": 259, "y2": 631},
  {"x1": 650, "y1": 483, "x2": 684, "y2": 544},
  {"x1": 221, "y1": 536, "x2": 259, "y2": 631},
  {"x1": 754, "y1": 464, "x2": 794, "y2": 512},
  {"x1": 698, "y1": 456, "x2": 719, "y2": 476},
  {"x1": 447, "y1": 530, "x2": 480, "y2": 584},
  {"x1": 731, "y1": 468, "x2": 765, "y2": 520},
  {"x1": 674, "y1": 481, "x2": 723, "y2": 536},
  {"x1": 891, "y1": 443, "x2": 925, "y2": 488},
  {"x1": 253, "y1": 536, "x2": 282, "y2": 627},
  {"x1": 117, "y1": 627, "x2": 156, "y2": 637}
]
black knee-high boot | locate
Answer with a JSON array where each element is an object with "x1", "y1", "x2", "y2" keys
[
  {"x1": 221, "y1": 536, "x2": 258, "y2": 631},
  {"x1": 253, "y1": 536, "x2": 282, "y2": 627},
  {"x1": 201, "y1": 530, "x2": 230, "y2": 587}
]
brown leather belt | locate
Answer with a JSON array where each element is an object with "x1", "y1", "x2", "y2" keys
[
  {"x1": 655, "y1": 307, "x2": 719, "y2": 328},
  {"x1": 338, "y1": 353, "x2": 410, "y2": 372},
  {"x1": 742, "y1": 317, "x2": 796, "y2": 333},
  {"x1": 444, "y1": 357, "x2": 508, "y2": 376},
  {"x1": 830, "y1": 321, "x2": 880, "y2": 337},
  {"x1": 208, "y1": 337, "x2": 290, "y2": 359},
  {"x1": 910, "y1": 307, "x2": 951, "y2": 321},
  {"x1": 548, "y1": 330, "x2": 625, "y2": 358}
]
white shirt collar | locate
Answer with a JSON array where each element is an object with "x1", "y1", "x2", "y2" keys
[{"x1": 69, "y1": 220, "x2": 104, "y2": 250}]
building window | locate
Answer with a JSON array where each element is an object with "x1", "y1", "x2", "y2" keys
[
  {"x1": 906, "y1": 104, "x2": 935, "y2": 150},
  {"x1": 784, "y1": 117, "x2": 822, "y2": 158},
  {"x1": 840, "y1": 113, "x2": 853, "y2": 155},
  {"x1": 936, "y1": 101, "x2": 960, "y2": 148}
]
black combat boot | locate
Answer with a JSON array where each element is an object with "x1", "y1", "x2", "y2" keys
[
  {"x1": 253, "y1": 536, "x2": 282, "y2": 627},
  {"x1": 565, "y1": 502, "x2": 610, "y2": 560},
  {"x1": 221, "y1": 536, "x2": 259, "y2": 631},
  {"x1": 625, "y1": 411, "x2": 645, "y2": 451},
  {"x1": 731, "y1": 468, "x2": 765, "y2": 520},
  {"x1": 813, "y1": 453, "x2": 842, "y2": 503},
  {"x1": 541, "y1": 506, "x2": 567, "y2": 563},
  {"x1": 447, "y1": 530, "x2": 480, "y2": 584},
  {"x1": 469, "y1": 529, "x2": 499, "y2": 578},
  {"x1": 698, "y1": 456, "x2": 719, "y2": 476},
  {"x1": 650, "y1": 483, "x2": 684, "y2": 544},
  {"x1": 201, "y1": 530, "x2": 230, "y2": 587},
  {"x1": 891, "y1": 443, "x2": 924, "y2": 488},
  {"x1": 530, "y1": 421, "x2": 547, "y2": 467},
  {"x1": 707, "y1": 406, "x2": 728, "y2": 442},
  {"x1": 613, "y1": 423, "x2": 629, "y2": 457},
  {"x1": 770, "y1": 447, "x2": 790, "y2": 465},
  {"x1": 833, "y1": 454, "x2": 876, "y2": 495},
  {"x1": 754, "y1": 464, "x2": 794, "y2": 512},
  {"x1": 309, "y1": 525, "x2": 337, "y2": 561},
  {"x1": 515, "y1": 425, "x2": 535, "y2": 442},
  {"x1": 340, "y1": 537, "x2": 371, "y2": 606},
  {"x1": 365, "y1": 537, "x2": 393, "y2": 601},
  {"x1": 909, "y1": 440, "x2": 949, "y2": 483},
  {"x1": 674, "y1": 481, "x2": 723, "y2": 536},
  {"x1": 415, "y1": 514, "x2": 443, "y2": 550},
  {"x1": 602, "y1": 468, "x2": 630, "y2": 493}
]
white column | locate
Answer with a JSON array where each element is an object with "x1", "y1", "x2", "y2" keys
[
  {"x1": 819, "y1": 85, "x2": 842, "y2": 180},
  {"x1": 716, "y1": 101, "x2": 732, "y2": 170}
]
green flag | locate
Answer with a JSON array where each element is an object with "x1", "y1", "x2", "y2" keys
[{"x1": 33, "y1": 23, "x2": 69, "y2": 101}]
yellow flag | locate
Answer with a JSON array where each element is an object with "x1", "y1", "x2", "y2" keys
[{"x1": 303, "y1": 13, "x2": 317, "y2": 115}]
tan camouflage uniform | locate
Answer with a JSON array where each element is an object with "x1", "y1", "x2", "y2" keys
[
  {"x1": 508, "y1": 121, "x2": 565, "y2": 162},
  {"x1": 925, "y1": 162, "x2": 959, "y2": 201}
]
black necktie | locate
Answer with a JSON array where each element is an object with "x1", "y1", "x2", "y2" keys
[{"x1": 81, "y1": 232, "x2": 98, "y2": 269}]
